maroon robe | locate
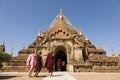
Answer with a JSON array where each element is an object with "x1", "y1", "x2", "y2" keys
[
  {"x1": 45, "y1": 53, "x2": 54, "y2": 72},
  {"x1": 57, "y1": 59, "x2": 62, "y2": 71},
  {"x1": 34, "y1": 54, "x2": 42, "y2": 72}
]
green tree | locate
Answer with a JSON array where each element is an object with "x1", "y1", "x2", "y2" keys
[{"x1": 0, "y1": 52, "x2": 11, "y2": 69}]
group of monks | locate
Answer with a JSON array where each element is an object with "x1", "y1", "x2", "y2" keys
[{"x1": 26, "y1": 51, "x2": 54, "y2": 77}]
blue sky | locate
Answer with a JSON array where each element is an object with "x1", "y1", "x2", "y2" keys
[{"x1": 0, "y1": 0, "x2": 120, "y2": 56}]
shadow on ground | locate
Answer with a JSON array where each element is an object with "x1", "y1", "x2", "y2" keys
[
  {"x1": 0, "y1": 75, "x2": 17, "y2": 79},
  {"x1": 35, "y1": 75, "x2": 47, "y2": 78},
  {"x1": 52, "y1": 74, "x2": 63, "y2": 77},
  {"x1": 35, "y1": 74, "x2": 63, "y2": 78}
]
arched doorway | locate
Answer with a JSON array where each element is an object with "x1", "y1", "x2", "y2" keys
[{"x1": 55, "y1": 50, "x2": 67, "y2": 71}]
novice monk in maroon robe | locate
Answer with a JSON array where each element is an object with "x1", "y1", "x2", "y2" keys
[
  {"x1": 45, "y1": 52, "x2": 54, "y2": 77},
  {"x1": 57, "y1": 58, "x2": 62, "y2": 71},
  {"x1": 34, "y1": 52, "x2": 42, "y2": 77}
]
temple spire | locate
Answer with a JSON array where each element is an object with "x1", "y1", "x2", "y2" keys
[
  {"x1": 1, "y1": 40, "x2": 5, "y2": 45},
  {"x1": 85, "y1": 34, "x2": 89, "y2": 40},
  {"x1": 59, "y1": 9, "x2": 63, "y2": 19},
  {"x1": 99, "y1": 44, "x2": 103, "y2": 50},
  {"x1": 111, "y1": 49, "x2": 115, "y2": 57},
  {"x1": 10, "y1": 48, "x2": 13, "y2": 57},
  {"x1": 21, "y1": 44, "x2": 25, "y2": 50},
  {"x1": 38, "y1": 28, "x2": 43, "y2": 37},
  {"x1": 38, "y1": 29, "x2": 41, "y2": 36},
  {"x1": 79, "y1": 28, "x2": 83, "y2": 35}
]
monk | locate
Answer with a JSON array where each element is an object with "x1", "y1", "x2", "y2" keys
[
  {"x1": 56, "y1": 58, "x2": 62, "y2": 71},
  {"x1": 34, "y1": 51, "x2": 43, "y2": 77},
  {"x1": 45, "y1": 51, "x2": 54, "y2": 77},
  {"x1": 26, "y1": 51, "x2": 37, "y2": 77}
]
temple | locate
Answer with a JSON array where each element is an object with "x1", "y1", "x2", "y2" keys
[
  {"x1": 0, "y1": 41, "x2": 5, "y2": 53},
  {"x1": 1, "y1": 10, "x2": 120, "y2": 72}
]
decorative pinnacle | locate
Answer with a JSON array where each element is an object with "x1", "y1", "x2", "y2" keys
[
  {"x1": 38, "y1": 28, "x2": 41, "y2": 36},
  {"x1": 1, "y1": 40, "x2": 5, "y2": 45},
  {"x1": 38, "y1": 28, "x2": 43, "y2": 37},
  {"x1": 21, "y1": 44, "x2": 25, "y2": 50},
  {"x1": 99, "y1": 44, "x2": 103, "y2": 50},
  {"x1": 85, "y1": 34, "x2": 89, "y2": 40},
  {"x1": 10, "y1": 47, "x2": 13, "y2": 56},
  {"x1": 111, "y1": 49, "x2": 115, "y2": 57},
  {"x1": 80, "y1": 28, "x2": 83, "y2": 35},
  {"x1": 59, "y1": 8, "x2": 63, "y2": 19}
]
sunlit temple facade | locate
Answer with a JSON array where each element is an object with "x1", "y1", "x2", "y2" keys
[{"x1": 1, "y1": 10, "x2": 120, "y2": 72}]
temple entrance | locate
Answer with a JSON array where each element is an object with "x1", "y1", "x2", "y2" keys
[{"x1": 55, "y1": 50, "x2": 67, "y2": 71}]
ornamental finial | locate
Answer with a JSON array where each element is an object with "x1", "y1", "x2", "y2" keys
[{"x1": 59, "y1": 8, "x2": 63, "y2": 19}]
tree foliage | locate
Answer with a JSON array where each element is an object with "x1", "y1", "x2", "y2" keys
[
  {"x1": 0, "y1": 52, "x2": 11, "y2": 69},
  {"x1": 0, "y1": 52, "x2": 11, "y2": 61}
]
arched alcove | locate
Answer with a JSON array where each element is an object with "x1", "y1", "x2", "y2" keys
[{"x1": 54, "y1": 46, "x2": 67, "y2": 71}]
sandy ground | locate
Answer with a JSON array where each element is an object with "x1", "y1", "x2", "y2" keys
[
  {"x1": 0, "y1": 72, "x2": 120, "y2": 80},
  {"x1": 70, "y1": 72, "x2": 120, "y2": 80},
  {"x1": 0, "y1": 72, "x2": 47, "y2": 80}
]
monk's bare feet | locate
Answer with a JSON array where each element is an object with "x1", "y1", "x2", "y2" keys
[{"x1": 28, "y1": 74, "x2": 32, "y2": 77}]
